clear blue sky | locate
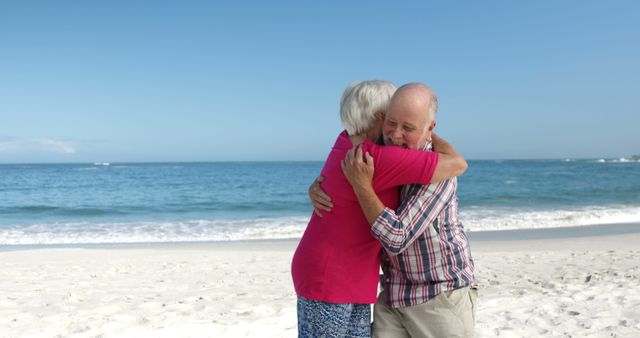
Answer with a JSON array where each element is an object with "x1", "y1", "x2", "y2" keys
[{"x1": 1, "y1": 1, "x2": 638, "y2": 163}]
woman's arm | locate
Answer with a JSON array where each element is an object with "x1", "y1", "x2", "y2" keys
[{"x1": 429, "y1": 133, "x2": 468, "y2": 182}]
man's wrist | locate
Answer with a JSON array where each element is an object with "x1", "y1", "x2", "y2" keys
[{"x1": 352, "y1": 182, "x2": 374, "y2": 198}]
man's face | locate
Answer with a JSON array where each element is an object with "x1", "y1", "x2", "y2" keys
[{"x1": 382, "y1": 101, "x2": 433, "y2": 149}]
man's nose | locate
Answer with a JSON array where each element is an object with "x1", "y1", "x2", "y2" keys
[{"x1": 391, "y1": 127, "x2": 403, "y2": 140}]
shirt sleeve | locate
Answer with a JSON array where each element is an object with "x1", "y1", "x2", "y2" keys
[
  {"x1": 370, "y1": 178, "x2": 457, "y2": 255},
  {"x1": 366, "y1": 142, "x2": 439, "y2": 192}
]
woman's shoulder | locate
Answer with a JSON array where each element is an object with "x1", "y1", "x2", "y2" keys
[{"x1": 360, "y1": 138, "x2": 382, "y2": 152}]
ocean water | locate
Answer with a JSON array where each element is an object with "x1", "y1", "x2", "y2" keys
[{"x1": 0, "y1": 159, "x2": 639, "y2": 245}]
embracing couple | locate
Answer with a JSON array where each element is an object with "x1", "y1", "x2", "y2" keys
[{"x1": 291, "y1": 81, "x2": 477, "y2": 338}]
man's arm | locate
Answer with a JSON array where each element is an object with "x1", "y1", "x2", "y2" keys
[
  {"x1": 370, "y1": 179, "x2": 456, "y2": 254},
  {"x1": 342, "y1": 145, "x2": 458, "y2": 255},
  {"x1": 340, "y1": 145, "x2": 384, "y2": 224}
]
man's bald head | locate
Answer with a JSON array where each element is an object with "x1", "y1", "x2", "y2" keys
[
  {"x1": 391, "y1": 83, "x2": 438, "y2": 121},
  {"x1": 383, "y1": 83, "x2": 438, "y2": 149}
]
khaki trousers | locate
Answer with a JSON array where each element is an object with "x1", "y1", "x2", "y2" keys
[{"x1": 372, "y1": 286, "x2": 478, "y2": 338}]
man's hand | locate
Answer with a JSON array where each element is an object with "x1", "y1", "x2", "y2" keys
[
  {"x1": 309, "y1": 176, "x2": 333, "y2": 217},
  {"x1": 341, "y1": 145, "x2": 375, "y2": 192},
  {"x1": 341, "y1": 144, "x2": 385, "y2": 225}
]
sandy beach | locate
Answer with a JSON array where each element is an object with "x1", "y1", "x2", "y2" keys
[{"x1": 1, "y1": 225, "x2": 639, "y2": 338}]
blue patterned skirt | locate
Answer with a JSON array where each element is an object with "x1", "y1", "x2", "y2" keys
[{"x1": 297, "y1": 296, "x2": 371, "y2": 338}]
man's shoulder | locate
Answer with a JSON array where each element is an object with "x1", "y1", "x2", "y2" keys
[
  {"x1": 412, "y1": 176, "x2": 457, "y2": 191},
  {"x1": 403, "y1": 177, "x2": 458, "y2": 201}
]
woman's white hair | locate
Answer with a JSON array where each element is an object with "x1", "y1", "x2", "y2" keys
[{"x1": 340, "y1": 80, "x2": 396, "y2": 135}]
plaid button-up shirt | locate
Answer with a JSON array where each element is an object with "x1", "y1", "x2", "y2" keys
[{"x1": 371, "y1": 144, "x2": 476, "y2": 309}]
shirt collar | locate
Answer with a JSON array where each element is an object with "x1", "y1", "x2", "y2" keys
[{"x1": 423, "y1": 140, "x2": 433, "y2": 151}]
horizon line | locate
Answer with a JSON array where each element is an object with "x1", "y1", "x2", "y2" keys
[{"x1": 0, "y1": 157, "x2": 636, "y2": 165}]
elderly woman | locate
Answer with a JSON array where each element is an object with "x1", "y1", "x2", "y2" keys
[{"x1": 291, "y1": 80, "x2": 465, "y2": 337}]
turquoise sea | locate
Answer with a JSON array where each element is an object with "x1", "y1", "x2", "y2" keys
[{"x1": 1, "y1": 159, "x2": 639, "y2": 245}]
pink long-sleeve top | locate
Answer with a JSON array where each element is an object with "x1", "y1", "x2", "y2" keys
[{"x1": 291, "y1": 131, "x2": 439, "y2": 304}]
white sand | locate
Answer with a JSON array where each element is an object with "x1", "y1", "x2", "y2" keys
[
  {"x1": 472, "y1": 235, "x2": 640, "y2": 338},
  {"x1": 1, "y1": 233, "x2": 639, "y2": 338}
]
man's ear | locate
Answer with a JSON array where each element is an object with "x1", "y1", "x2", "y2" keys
[
  {"x1": 374, "y1": 111, "x2": 385, "y2": 121},
  {"x1": 428, "y1": 120, "x2": 437, "y2": 132}
]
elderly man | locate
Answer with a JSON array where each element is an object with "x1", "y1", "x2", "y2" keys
[{"x1": 311, "y1": 83, "x2": 477, "y2": 338}]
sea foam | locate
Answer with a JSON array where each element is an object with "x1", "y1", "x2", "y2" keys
[{"x1": 2, "y1": 205, "x2": 640, "y2": 245}]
